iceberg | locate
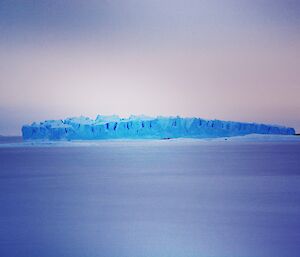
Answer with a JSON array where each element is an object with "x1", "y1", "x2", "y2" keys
[{"x1": 22, "y1": 115, "x2": 296, "y2": 140}]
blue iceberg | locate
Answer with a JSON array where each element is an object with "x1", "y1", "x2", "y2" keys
[{"x1": 22, "y1": 115, "x2": 295, "y2": 140}]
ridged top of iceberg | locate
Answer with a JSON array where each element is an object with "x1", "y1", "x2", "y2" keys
[{"x1": 22, "y1": 115, "x2": 295, "y2": 140}]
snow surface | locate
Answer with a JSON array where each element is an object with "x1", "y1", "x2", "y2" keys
[
  {"x1": 1, "y1": 134, "x2": 299, "y2": 148},
  {"x1": 1, "y1": 140, "x2": 300, "y2": 257},
  {"x1": 22, "y1": 115, "x2": 295, "y2": 140}
]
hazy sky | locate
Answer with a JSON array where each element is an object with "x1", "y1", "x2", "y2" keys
[{"x1": 0, "y1": 0, "x2": 299, "y2": 135}]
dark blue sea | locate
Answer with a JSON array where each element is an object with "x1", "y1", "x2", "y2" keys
[{"x1": 0, "y1": 136, "x2": 300, "y2": 257}]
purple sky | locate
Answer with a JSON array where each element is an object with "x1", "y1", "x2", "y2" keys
[{"x1": 0, "y1": 0, "x2": 299, "y2": 135}]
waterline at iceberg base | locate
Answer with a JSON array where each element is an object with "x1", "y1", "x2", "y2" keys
[{"x1": 22, "y1": 115, "x2": 295, "y2": 140}]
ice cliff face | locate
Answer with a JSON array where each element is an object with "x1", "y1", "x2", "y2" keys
[{"x1": 22, "y1": 115, "x2": 295, "y2": 140}]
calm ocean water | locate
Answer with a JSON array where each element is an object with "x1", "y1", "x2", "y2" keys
[{"x1": 0, "y1": 137, "x2": 300, "y2": 257}]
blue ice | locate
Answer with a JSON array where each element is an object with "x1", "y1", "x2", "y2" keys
[{"x1": 22, "y1": 115, "x2": 295, "y2": 140}]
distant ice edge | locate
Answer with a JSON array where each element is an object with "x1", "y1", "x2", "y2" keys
[{"x1": 22, "y1": 115, "x2": 296, "y2": 140}]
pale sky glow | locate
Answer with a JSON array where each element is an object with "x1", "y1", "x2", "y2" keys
[{"x1": 0, "y1": 0, "x2": 299, "y2": 135}]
